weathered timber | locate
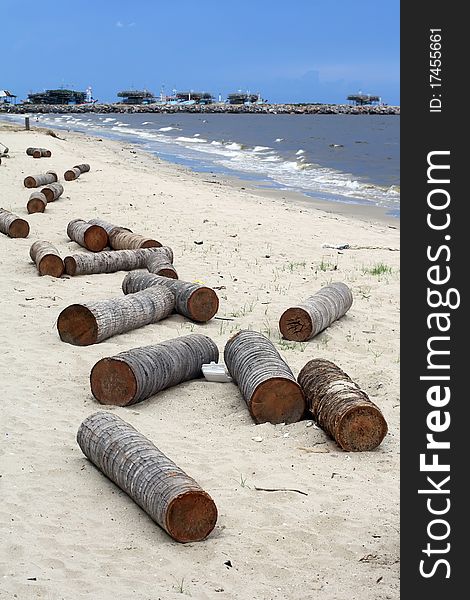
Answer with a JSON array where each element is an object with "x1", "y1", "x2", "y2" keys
[
  {"x1": 147, "y1": 253, "x2": 178, "y2": 279},
  {"x1": 41, "y1": 182, "x2": 63, "y2": 202},
  {"x1": 279, "y1": 282, "x2": 353, "y2": 342},
  {"x1": 29, "y1": 240, "x2": 64, "y2": 277},
  {"x1": 87, "y1": 218, "x2": 132, "y2": 235},
  {"x1": 122, "y1": 271, "x2": 218, "y2": 323},
  {"x1": 74, "y1": 163, "x2": 90, "y2": 173},
  {"x1": 26, "y1": 147, "x2": 51, "y2": 158},
  {"x1": 23, "y1": 171, "x2": 58, "y2": 188},
  {"x1": 27, "y1": 191, "x2": 48, "y2": 214},
  {"x1": 0, "y1": 208, "x2": 30, "y2": 238},
  {"x1": 109, "y1": 228, "x2": 161, "y2": 250},
  {"x1": 224, "y1": 330, "x2": 305, "y2": 424},
  {"x1": 91, "y1": 334, "x2": 219, "y2": 406},
  {"x1": 64, "y1": 247, "x2": 173, "y2": 276},
  {"x1": 64, "y1": 167, "x2": 82, "y2": 181},
  {"x1": 57, "y1": 286, "x2": 175, "y2": 345},
  {"x1": 67, "y1": 218, "x2": 108, "y2": 252},
  {"x1": 77, "y1": 412, "x2": 218, "y2": 542},
  {"x1": 298, "y1": 359, "x2": 388, "y2": 451}
]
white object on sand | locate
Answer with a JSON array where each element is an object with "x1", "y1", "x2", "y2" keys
[{"x1": 202, "y1": 361, "x2": 233, "y2": 383}]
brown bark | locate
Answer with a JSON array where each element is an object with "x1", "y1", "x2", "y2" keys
[
  {"x1": 57, "y1": 286, "x2": 175, "y2": 345},
  {"x1": 77, "y1": 412, "x2": 218, "y2": 542},
  {"x1": 0, "y1": 208, "x2": 30, "y2": 238},
  {"x1": 90, "y1": 333, "x2": 219, "y2": 406},
  {"x1": 74, "y1": 163, "x2": 90, "y2": 173},
  {"x1": 29, "y1": 240, "x2": 64, "y2": 277},
  {"x1": 23, "y1": 171, "x2": 58, "y2": 188},
  {"x1": 27, "y1": 192, "x2": 48, "y2": 214},
  {"x1": 26, "y1": 147, "x2": 51, "y2": 158},
  {"x1": 64, "y1": 167, "x2": 82, "y2": 181},
  {"x1": 122, "y1": 271, "x2": 218, "y2": 323},
  {"x1": 41, "y1": 183, "x2": 63, "y2": 202},
  {"x1": 224, "y1": 330, "x2": 306, "y2": 424},
  {"x1": 146, "y1": 253, "x2": 178, "y2": 279},
  {"x1": 297, "y1": 358, "x2": 388, "y2": 451},
  {"x1": 87, "y1": 218, "x2": 132, "y2": 235},
  {"x1": 64, "y1": 247, "x2": 173, "y2": 276},
  {"x1": 279, "y1": 282, "x2": 353, "y2": 342},
  {"x1": 67, "y1": 218, "x2": 108, "y2": 252},
  {"x1": 109, "y1": 228, "x2": 161, "y2": 250}
]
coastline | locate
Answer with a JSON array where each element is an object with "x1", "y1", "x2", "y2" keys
[{"x1": 0, "y1": 122, "x2": 399, "y2": 599}]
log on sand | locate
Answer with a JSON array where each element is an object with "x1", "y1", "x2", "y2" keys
[
  {"x1": 87, "y1": 218, "x2": 132, "y2": 235},
  {"x1": 224, "y1": 330, "x2": 305, "y2": 424},
  {"x1": 279, "y1": 282, "x2": 353, "y2": 342},
  {"x1": 29, "y1": 240, "x2": 64, "y2": 277},
  {"x1": 27, "y1": 192, "x2": 48, "y2": 214},
  {"x1": 122, "y1": 271, "x2": 218, "y2": 323},
  {"x1": 298, "y1": 358, "x2": 388, "y2": 451},
  {"x1": 41, "y1": 182, "x2": 63, "y2": 202},
  {"x1": 77, "y1": 412, "x2": 218, "y2": 542},
  {"x1": 109, "y1": 228, "x2": 161, "y2": 250},
  {"x1": 57, "y1": 286, "x2": 175, "y2": 345},
  {"x1": 146, "y1": 253, "x2": 178, "y2": 279},
  {"x1": 24, "y1": 171, "x2": 58, "y2": 188},
  {"x1": 64, "y1": 167, "x2": 82, "y2": 181},
  {"x1": 67, "y1": 218, "x2": 108, "y2": 252},
  {"x1": 26, "y1": 147, "x2": 52, "y2": 158},
  {"x1": 74, "y1": 163, "x2": 90, "y2": 173},
  {"x1": 0, "y1": 208, "x2": 30, "y2": 238},
  {"x1": 64, "y1": 247, "x2": 173, "y2": 276},
  {"x1": 90, "y1": 334, "x2": 219, "y2": 406}
]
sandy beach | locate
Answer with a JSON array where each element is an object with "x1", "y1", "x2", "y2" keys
[{"x1": 0, "y1": 121, "x2": 399, "y2": 599}]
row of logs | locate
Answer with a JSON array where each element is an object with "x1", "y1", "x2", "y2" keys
[
  {"x1": 23, "y1": 164, "x2": 90, "y2": 188},
  {"x1": 26, "y1": 147, "x2": 52, "y2": 158}
]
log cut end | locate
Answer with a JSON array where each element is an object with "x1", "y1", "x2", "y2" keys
[
  {"x1": 38, "y1": 254, "x2": 64, "y2": 278},
  {"x1": 336, "y1": 405, "x2": 388, "y2": 452},
  {"x1": 90, "y1": 358, "x2": 137, "y2": 406},
  {"x1": 84, "y1": 225, "x2": 109, "y2": 252},
  {"x1": 57, "y1": 304, "x2": 98, "y2": 345},
  {"x1": 166, "y1": 490, "x2": 218, "y2": 543},
  {"x1": 187, "y1": 288, "x2": 219, "y2": 322},
  {"x1": 279, "y1": 307, "x2": 313, "y2": 342},
  {"x1": 140, "y1": 239, "x2": 162, "y2": 248},
  {"x1": 250, "y1": 377, "x2": 306, "y2": 424},
  {"x1": 64, "y1": 256, "x2": 77, "y2": 276},
  {"x1": 27, "y1": 197, "x2": 47, "y2": 214},
  {"x1": 9, "y1": 218, "x2": 30, "y2": 238},
  {"x1": 23, "y1": 176, "x2": 36, "y2": 188},
  {"x1": 157, "y1": 267, "x2": 178, "y2": 279},
  {"x1": 64, "y1": 168, "x2": 79, "y2": 181}
]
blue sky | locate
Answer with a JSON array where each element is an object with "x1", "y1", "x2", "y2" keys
[{"x1": 2, "y1": 0, "x2": 399, "y2": 104}]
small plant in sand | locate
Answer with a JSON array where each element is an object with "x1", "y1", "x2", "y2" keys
[
  {"x1": 238, "y1": 473, "x2": 250, "y2": 488},
  {"x1": 317, "y1": 257, "x2": 338, "y2": 272},
  {"x1": 358, "y1": 286, "x2": 372, "y2": 300},
  {"x1": 363, "y1": 262, "x2": 393, "y2": 276},
  {"x1": 278, "y1": 338, "x2": 307, "y2": 352},
  {"x1": 173, "y1": 577, "x2": 189, "y2": 595}
]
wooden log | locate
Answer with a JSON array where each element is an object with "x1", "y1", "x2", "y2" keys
[
  {"x1": 0, "y1": 208, "x2": 30, "y2": 238},
  {"x1": 224, "y1": 330, "x2": 305, "y2": 424},
  {"x1": 57, "y1": 286, "x2": 175, "y2": 345},
  {"x1": 23, "y1": 171, "x2": 58, "y2": 188},
  {"x1": 77, "y1": 412, "x2": 218, "y2": 542},
  {"x1": 64, "y1": 247, "x2": 173, "y2": 276},
  {"x1": 64, "y1": 167, "x2": 82, "y2": 181},
  {"x1": 67, "y1": 218, "x2": 108, "y2": 252},
  {"x1": 26, "y1": 147, "x2": 51, "y2": 158},
  {"x1": 122, "y1": 272, "x2": 219, "y2": 323},
  {"x1": 27, "y1": 191, "x2": 48, "y2": 214},
  {"x1": 91, "y1": 334, "x2": 219, "y2": 406},
  {"x1": 279, "y1": 282, "x2": 353, "y2": 342},
  {"x1": 41, "y1": 182, "x2": 63, "y2": 202},
  {"x1": 87, "y1": 218, "x2": 132, "y2": 235},
  {"x1": 29, "y1": 240, "x2": 64, "y2": 277},
  {"x1": 146, "y1": 253, "x2": 178, "y2": 279},
  {"x1": 297, "y1": 359, "x2": 388, "y2": 451},
  {"x1": 74, "y1": 163, "x2": 90, "y2": 173},
  {"x1": 109, "y1": 228, "x2": 161, "y2": 250}
]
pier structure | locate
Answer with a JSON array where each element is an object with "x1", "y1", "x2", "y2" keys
[
  {"x1": 347, "y1": 93, "x2": 381, "y2": 106},
  {"x1": 27, "y1": 89, "x2": 86, "y2": 105},
  {"x1": 117, "y1": 90, "x2": 156, "y2": 105},
  {"x1": 227, "y1": 92, "x2": 262, "y2": 105}
]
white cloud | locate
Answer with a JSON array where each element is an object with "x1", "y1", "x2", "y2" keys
[{"x1": 116, "y1": 21, "x2": 124, "y2": 28}]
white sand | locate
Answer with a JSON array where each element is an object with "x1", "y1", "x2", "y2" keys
[{"x1": 0, "y1": 122, "x2": 399, "y2": 599}]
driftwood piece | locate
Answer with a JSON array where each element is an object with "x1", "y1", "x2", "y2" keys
[
  {"x1": 298, "y1": 358, "x2": 388, "y2": 451},
  {"x1": 64, "y1": 167, "x2": 82, "y2": 181},
  {"x1": 109, "y1": 228, "x2": 161, "y2": 250},
  {"x1": 41, "y1": 182, "x2": 63, "y2": 203},
  {"x1": 57, "y1": 286, "x2": 175, "y2": 345},
  {"x1": 67, "y1": 218, "x2": 108, "y2": 252},
  {"x1": 146, "y1": 253, "x2": 178, "y2": 279},
  {"x1": 279, "y1": 282, "x2": 353, "y2": 342},
  {"x1": 0, "y1": 208, "x2": 30, "y2": 238},
  {"x1": 64, "y1": 247, "x2": 173, "y2": 276},
  {"x1": 91, "y1": 334, "x2": 219, "y2": 406},
  {"x1": 24, "y1": 171, "x2": 58, "y2": 188},
  {"x1": 77, "y1": 412, "x2": 218, "y2": 542},
  {"x1": 27, "y1": 191, "x2": 48, "y2": 214},
  {"x1": 74, "y1": 163, "x2": 90, "y2": 173},
  {"x1": 122, "y1": 271, "x2": 219, "y2": 323},
  {"x1": 29, "y1": 240, "x2": 64, "y2": 277},
  {"x1": 224, "y1": 330, "x2": 305, "y2": 424},
  {"x1": 87, "y1": 218, "x2": 132, "y2": 235}
]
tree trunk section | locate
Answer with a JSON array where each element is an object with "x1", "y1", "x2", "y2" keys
[
  {"x1": 122, "y1": 271, "x2": 218, "y2": 323},
  {"x1": 298, "y1": 359, "x2": 388, "y2": 451},
  {"x1": 224, "y1": 330, "x2": 305, "y2": 424},
  {"x1": 64, "y1": 167, "x2": 82, "y2": 181},
  {"x1": 109, "y1": 228, "x2": 161, "y2": 250},
  {"x1": 26, "y1": 147, "x2": 51, "y2": 158},
  {"x1": 91, "y1": 333, "x2": 219, "y2": 406},
  {"x1": 0, "y1": 208, "x2": 30, "y2": 238},
  {"x1": 64, "y1": 247, "x2": 173, "y2": 276},
  {"x1": 87, "y1": 218, "x2": 132, "y2": 235},
  {"x1": 23, "y1": 171, "x2": 58, "y2": 188},
  {"x1": 77, "y1": 412, "x2": 218, "y2": 542},
  {"x1": 27, "y1": 192, "x2": 48, "y2": 214},
  {"x1": 29, "y1": 240, "x2": 64, "y2": 277},
  {"x1": 41, "y1": 183, "x2": 63, "y2": 202},
  {"x1": 57, "y1": 286, "x2": 175, "y2": 345},
  {"x1": 74, "y1": 163, "x2": 90, "y2": 173},
  {"x1": 67, "y1": 218, "x2": 108, "y2": 252},
  {"x1": 147, "y1": 253, "x2": 178, "y2": 279},
  {"x1": 279, "y1": 282, "x2": 353, "y2": 342}
]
